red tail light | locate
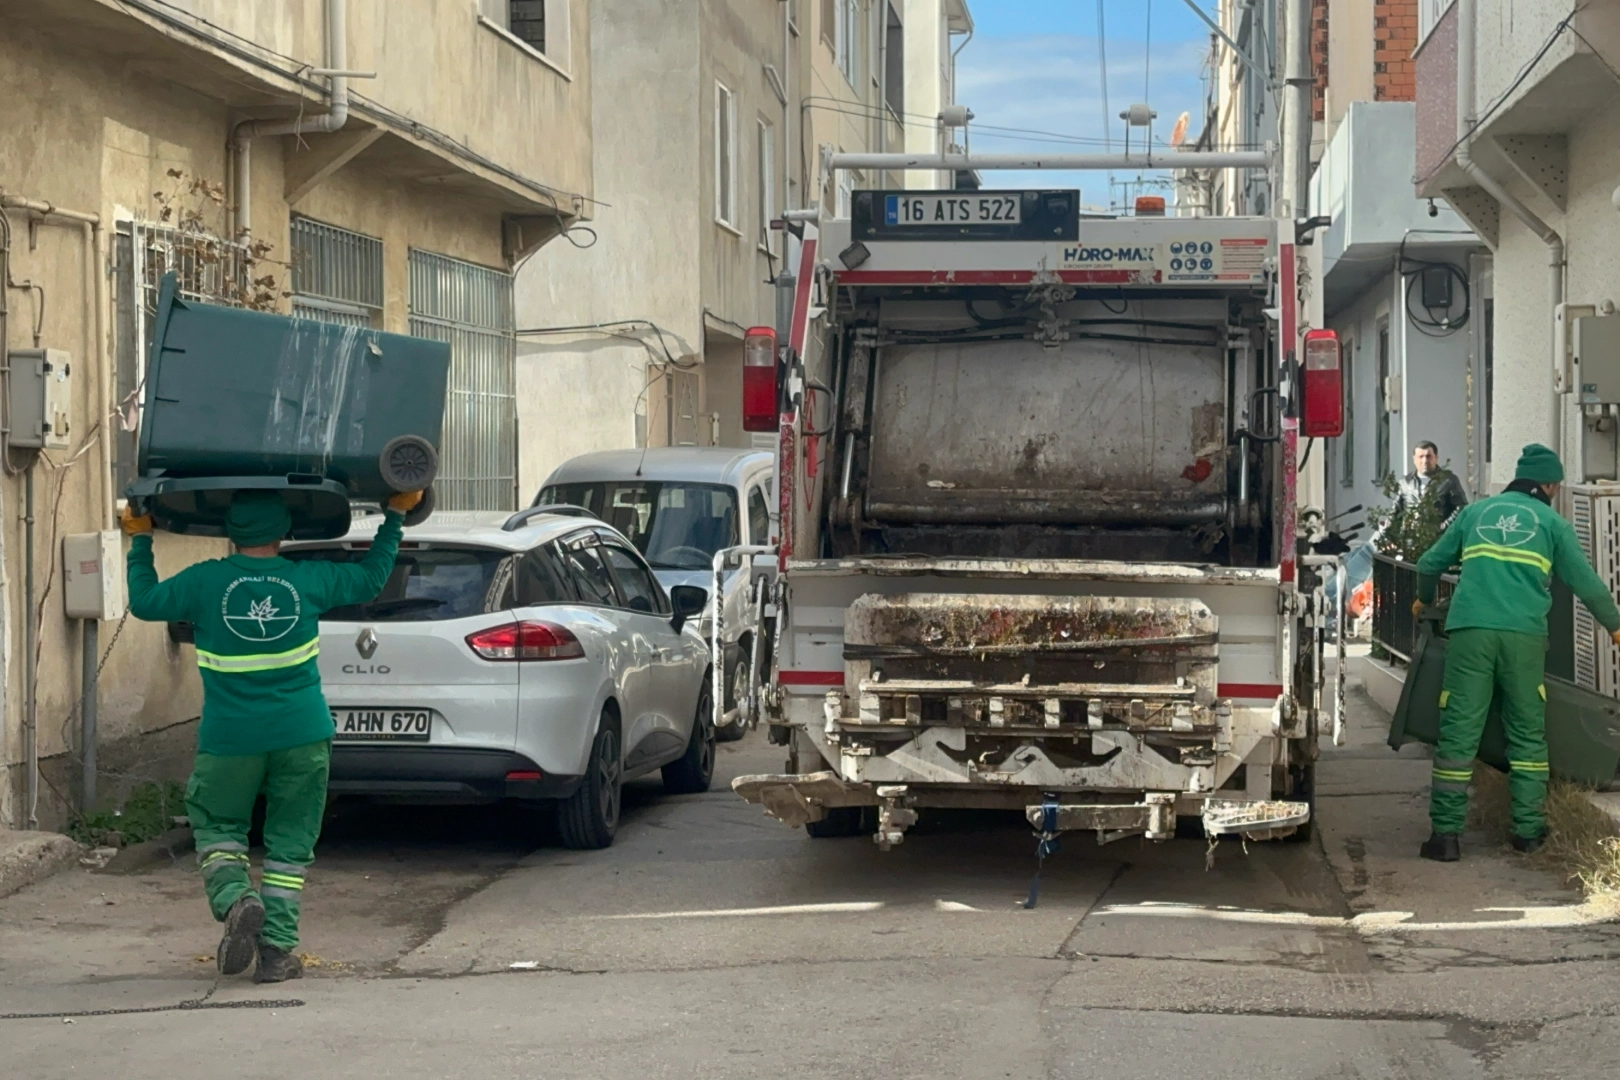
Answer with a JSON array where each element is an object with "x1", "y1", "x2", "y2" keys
[
  {"x1": 743, "y1": 326, "x2": 779, "y2": 432},
  {"x1": 1301, "y1": 328, "x2": 1345, "y2": 438},
  {"x1": 465, "y1": 621, "x2": 585, "y2": 661}
]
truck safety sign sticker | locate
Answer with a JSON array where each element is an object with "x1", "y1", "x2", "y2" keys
[{"x1": 1059, "y1": 236, "x2": 1269, "y2": 283}]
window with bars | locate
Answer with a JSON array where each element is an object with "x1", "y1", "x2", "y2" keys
[
  {"x1": 408, "y1": 250, "x2": 517, "y2": 511},
  {"x1": 113, "y1": 222, "x2": 255, "y2": 495},
  {"x1": 290, "y1": 216, "x2": 383, "y2": 328}
]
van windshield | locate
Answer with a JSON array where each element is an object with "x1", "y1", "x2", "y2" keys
[
  {"x1": 282, "y1": 545, "x2": 508, "y2": 621},
  {"x1": 538, "y1": 482, "x2": 738, "y2": 570}
]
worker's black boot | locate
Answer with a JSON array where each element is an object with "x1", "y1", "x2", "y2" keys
[
  {"x1": 1419, "y1": 831, "x2": 1462, "y2": 862},
  {"x1": 1510, "y1": 831, "x2": 1548, "y2": 854},
  {"x1": 253, "y1": 943, "x2": 304, "y2": 984},
  {"x1": 217, "y1": 895, "x2": 266, "y2": 976}
]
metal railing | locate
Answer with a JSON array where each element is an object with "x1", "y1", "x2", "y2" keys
[{"x1": 1371, "y1": 553, "x2": 1457, "y2": 663}]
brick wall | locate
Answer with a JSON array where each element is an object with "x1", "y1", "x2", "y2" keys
[
  {"x1": 1375, "y1": 0, "x2": 1418, "y2": 101},
  {"x1": 1312, "y1": 0, "x2": 1329, "y2": 121}
]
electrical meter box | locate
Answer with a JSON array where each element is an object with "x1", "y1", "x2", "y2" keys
[
  {"x1": 6, "y1": 348, "x2": 73, "y2": 450},
  {"x1": 1576, "y1": 314, "x2": 1620, "y2": 404},
  {"x1": 63, "y1": 531, "x2": 126, "y2": 621}
]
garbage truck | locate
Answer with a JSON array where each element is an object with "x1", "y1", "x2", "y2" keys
[{"x1": 729, "y1": 182, "x2": 1346, "y2": 849}]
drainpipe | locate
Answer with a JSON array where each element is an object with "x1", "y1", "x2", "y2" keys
[
  {"x1": 231, "y1": 0, "x2": 351, "y2": 237},
  {"x1": 1455, "y1": 0, "x2": 1564, "y2": 456},
  {"x1": 1281, "y1": 0, "x2": 1312, "y2": 218}
]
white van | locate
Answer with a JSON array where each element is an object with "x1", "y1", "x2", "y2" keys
[{"x1": 536, "y1": 447, "x2": 775, "y2": 739}]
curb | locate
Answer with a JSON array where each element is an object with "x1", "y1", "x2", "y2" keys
[
  {"x1": 0, "y1": 830, "x2": 85, "y2": 900},
  {"x1": 1587, "y1": 791, "x2": 1620, "y2": 832},
  {"x1": 97, "y1": 826, "x2": 195, "y2": 875}
]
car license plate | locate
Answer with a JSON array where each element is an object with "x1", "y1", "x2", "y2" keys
[
  {"x1": 884, "y1": 194, "x2": 1021, "y2": 226},
  {"x1": 333, "y1": 708, "x2": 432, "y2": 742}
]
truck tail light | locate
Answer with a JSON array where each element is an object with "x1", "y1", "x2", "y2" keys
[
  {"x1": 466, "y1": 621, "x2": 585, "y2": 661},
  {"x1": 743, "y1": 326, "x2": 779, "y2": 432},
  {"x1": 1301, "y1": 329, "x2": 1345, "y2": 438}
]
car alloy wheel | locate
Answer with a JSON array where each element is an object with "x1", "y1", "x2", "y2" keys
[{"x1": 597, "y1": 727, "x2": 621, "y2": 831}]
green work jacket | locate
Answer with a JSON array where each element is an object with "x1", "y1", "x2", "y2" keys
[
  {"x1": 1416, "y1": 490, "x2": 1620, "y2": 638},
  {"x1": 127, "y1": 512, "x2": 405, "y2": 755}
]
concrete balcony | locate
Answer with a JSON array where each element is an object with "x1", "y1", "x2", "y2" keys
[{"x1": 1310, "y1": 100, "x2": 1476, "y2": 316}]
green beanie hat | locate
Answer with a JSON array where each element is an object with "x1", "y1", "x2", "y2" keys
[
  {"x1": 1514, "y1": 443, "x2": 1564, "y2": 484},
  {"x1": 226, "y1": 490, "x2": 292, "y2": 547}
]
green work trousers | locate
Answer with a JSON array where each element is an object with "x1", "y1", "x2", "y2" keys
[
  {"x1": 1431, "y1": 628, "x2": 1550, "y2": 840},
  {"x1": 185, "y1": 739, "x2": 331, "y2": 952}
]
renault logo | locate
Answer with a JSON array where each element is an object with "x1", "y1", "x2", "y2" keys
[{"x1": 355, "y1": 627, "x2": 379, "y2": 660}]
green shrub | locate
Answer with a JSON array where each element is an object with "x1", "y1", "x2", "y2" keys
[{"x1": 67, "y1": 780, "x2": 187, "y2": 848}]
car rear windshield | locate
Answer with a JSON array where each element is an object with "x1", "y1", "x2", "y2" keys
[
  {"x1": 282, "y1": 545, "x2": 508, "y2": 622},
  {"x1": 538, "y1": 481, "x2": 738, "y2": 571}
]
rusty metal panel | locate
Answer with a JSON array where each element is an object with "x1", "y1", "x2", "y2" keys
[
  {"x1": 845, "y1": 592, "x2": 1217, "y2": 654},
  {"x1": 864, "y1": 335, "x2": 1228, "y2": 525}
]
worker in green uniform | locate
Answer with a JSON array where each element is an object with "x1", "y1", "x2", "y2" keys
[
  {"x1": 123, "y1": 488, "x2": 421, "y2": 981},
  {"x1": 1412, "y1": 444, "x2": 1620, "y2": 861}
]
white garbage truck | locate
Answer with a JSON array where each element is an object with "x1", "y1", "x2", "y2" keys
[{"x1": 729, "y1": 179, "x2": 1346, "y2": 850}]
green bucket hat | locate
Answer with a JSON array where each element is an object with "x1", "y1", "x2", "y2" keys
[
  {"x1": 1513, "y1": 443, "x2": 1564, "y2": 485},
  {"x1": 226, "y1": 490, "x2": 292, "y2": 547}
]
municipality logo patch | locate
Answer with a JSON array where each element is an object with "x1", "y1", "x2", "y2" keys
[
  {"x1": 1476, "y1": 511, "x2": 1537, "y2": 548},
  {"x1": 221, "y1": 576, "x2": 302, "y2": 641}
]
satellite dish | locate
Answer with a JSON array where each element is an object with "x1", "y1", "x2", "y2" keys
[{"x1": 1169, "y1": 112, "x2": 1190, "y2": 147}]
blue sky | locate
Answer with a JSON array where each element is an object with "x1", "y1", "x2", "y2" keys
[{"x1": 954, "y1": 1, "x2": 1216, "y2": 207}]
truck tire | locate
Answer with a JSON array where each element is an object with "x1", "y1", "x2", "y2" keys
[
  {"x1": 402, "y1": 484, "x2": 435, "y2": 527},
  {"x1": 662, "y1": 678, "x2": 715, "y2": 794},
  {"x1": 557, "y1": 714, "x2": 621, "y2": 850},
  {"x1": 1282, "y1": 763, "x2": 1316, "y2": 844},
  {"x1": 805, "y1": 806, "x2": 874, "y2": 838},
  {"x1": 380, "y1": 435, "x2": 438, "y2": 492}
]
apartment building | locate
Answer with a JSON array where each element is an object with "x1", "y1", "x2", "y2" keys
[
  {"x1": 0, "y1": 0, "x2": 593, "y2": 829},
  {"x1": 1416, "y1": 0, "x2": 1620, "y2": 492},
  {"x1": 516, "y1": 0, "x2": 971, "y2": 491}
]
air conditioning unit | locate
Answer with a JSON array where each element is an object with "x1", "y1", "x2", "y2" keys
[{"x1": 1569, "y1": 483, "x2": 1620, "y2": 697}]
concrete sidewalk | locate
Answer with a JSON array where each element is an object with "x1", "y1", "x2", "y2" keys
[{"x1": 0, "y1": 830, "x2": 80, "y2": 900}]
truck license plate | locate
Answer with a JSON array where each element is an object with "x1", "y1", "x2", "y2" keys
[
  {"x1": 884, "y1": 194, "x2": 1021, "y2": 226},
  {"x1": 333, "y1": 708, "x2": 432, "y2": 742}
]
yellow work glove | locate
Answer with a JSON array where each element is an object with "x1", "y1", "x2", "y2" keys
[
  {"x1": 1411, "y1": 599, "x2": 1426, "y2": 618},
  {"x1": 121, "y1": 504, "x2": 154, "y2": 537},
  {"x1": 387, "y1": 489, "x2": 424, "y2": 514}
]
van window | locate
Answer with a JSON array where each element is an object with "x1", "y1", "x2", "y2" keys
[
  {"x1": 747, "y1": 484, "x2": 771, "y2": 545},
  {"x1": 538, "y1": 481, "x2": 739, "y2": 570}
]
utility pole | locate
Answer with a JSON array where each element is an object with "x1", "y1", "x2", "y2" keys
[{"x1": 1280, "y1": 0, "x2": 1313, "y2": 220}]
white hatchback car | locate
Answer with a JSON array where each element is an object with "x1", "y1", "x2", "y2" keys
[{"x1": 281, "y1": 510, "x2": 715, "y2": 849}]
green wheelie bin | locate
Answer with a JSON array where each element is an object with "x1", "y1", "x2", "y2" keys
[
  {"x1": 127, "y1": 272, "x2": 451, "y2": 539},
  {"x1": 1388, "y1": 603, "x2": 1620, "y2": 788}
]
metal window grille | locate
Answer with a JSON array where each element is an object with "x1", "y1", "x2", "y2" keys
[
  {"x1": 407, "y1": 249, "x2": 516, "y2": 511},
  {"x1": 291, "y1": 216, "x2": 383, "y2": 328},
  {"x1": 114, "y1": 222, "x2": 254, "y2": 493}
]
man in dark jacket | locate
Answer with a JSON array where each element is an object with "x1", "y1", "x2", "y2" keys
[{"x1": 1394, "y1": 441, "x2": 1468, "y2": 528}]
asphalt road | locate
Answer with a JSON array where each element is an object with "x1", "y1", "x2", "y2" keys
[{"x1": 2, "y1": 669, "x2": 1618, "y2": 1079}]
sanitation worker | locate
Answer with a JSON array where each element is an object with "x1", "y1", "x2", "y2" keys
[
  {"x1": 123, "y1": 488, "x2": 421, "y2": 981},
  {"x1": 1411, "y1": 444, "x2": 1620, "y2": 861}
]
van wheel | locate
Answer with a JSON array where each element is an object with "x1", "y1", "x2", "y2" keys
[
  {"x1": 719, "y1": 649, "x2": 750, "y2": 741},
  {"x1": 663, "y1": 678, "x2": 715, "y2": 794},
  {"x1": 558, "y1": 715, "x2": 621, "y2": 849}
]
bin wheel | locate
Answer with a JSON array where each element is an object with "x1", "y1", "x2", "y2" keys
[
  {"x1": 380, "y1": 435, "x2": 438, "y2": 492},
  {"x1": 402, "y1": 485, "x2": 435, "y2": 527}
]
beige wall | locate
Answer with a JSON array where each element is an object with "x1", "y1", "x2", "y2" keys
[{"x1": 0, "y1": 1, "x2": 590, "y2": 829}]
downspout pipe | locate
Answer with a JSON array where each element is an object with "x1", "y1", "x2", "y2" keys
[
  {"x1": 231, "y1": 0, "x2": 350, "y2": 237},
  {"x1": 1282, "y1": 0, "x2": 1312, "y2": 219},
  {"x1": 1455, "y1": 0, "x2": 1563, "y2": 454}
]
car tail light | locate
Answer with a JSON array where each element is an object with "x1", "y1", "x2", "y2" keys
[
  {"x1": 465, "y1": 621, "x2": 585, "y2": 661},
  {"x1": 742, "y1": 326, "x2": 779, "y2": 432},
  {"x1": 505, "y1": 770, "x2": 543, "y2": 781},
  {"x1": 1301, "y1": 328, "x2": 1345, "y2": 438}
]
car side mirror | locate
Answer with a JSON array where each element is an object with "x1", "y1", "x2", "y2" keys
[{"x1": 669, "y1": 585, "x2": 709, "y2": 633}]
